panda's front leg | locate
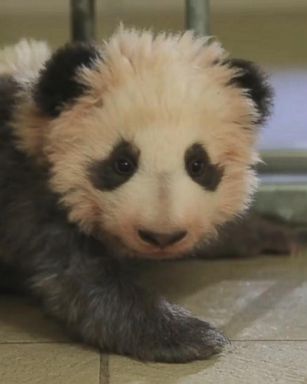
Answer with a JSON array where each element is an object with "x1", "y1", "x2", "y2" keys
[{"x1": 30, "y1": 256, "x2": 227, "y2": 362}]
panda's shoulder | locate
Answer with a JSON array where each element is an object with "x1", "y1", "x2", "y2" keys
[{"x1": 0, "y1": 75, "x2": 20, "y2": 124}]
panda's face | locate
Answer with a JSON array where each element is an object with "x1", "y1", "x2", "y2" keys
[
  {"x1": 45, "y1": 65, "x2": 258, "y2": 258},
  {"x1": 20, "y1": 29, "x2": 271, "y2": 259}
]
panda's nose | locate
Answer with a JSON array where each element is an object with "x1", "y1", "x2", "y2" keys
[{"x1": 138, "y1": 229, "x2": 187, "y2": 248}]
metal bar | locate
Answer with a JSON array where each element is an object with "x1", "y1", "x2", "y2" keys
[
  {"x1": 255, "y1": 182, "x2": 307, "y2": 224},
  {"x1": 259, "y1": 150, "x2": 307, "y2": 174},
  {"x1": 255, "y1": 155, "x2": 307, "y2": 223},
  {"x1": 185, "y1": 0, "x2": 210, "y2": 36},
  {"x1": 71, "y1": 0, "x2": 96, "y2": 42}
]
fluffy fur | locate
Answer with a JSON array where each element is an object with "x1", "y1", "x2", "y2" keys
[
  {"x1": 0, "y1": 39, "x2": 51, "y2": 85},
  {"x1": 0, "y1": 28, "x2": 272, "y2": 362}
]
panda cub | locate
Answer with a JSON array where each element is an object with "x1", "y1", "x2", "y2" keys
[{"x1": 0, "y1": 28, "x2": 272, "y2": 362}]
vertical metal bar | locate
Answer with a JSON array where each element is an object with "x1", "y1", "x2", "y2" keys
[
  {"x1": 71, "y1": 0, "x2": 96, "y2": 42},
  {"x1": 185, "y1": 0, "x2": 210, "y2": 36}
]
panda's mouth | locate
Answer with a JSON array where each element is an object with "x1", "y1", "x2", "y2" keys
[
  {"x1": 142, "y1": 248, "x2": 190, "y2": 259},
  {"x1": 125, "y1": 237, "x2": 194, "y2": 259},
  {"x1": 97, "y1": 224, "x2": 197, "y2": 259},
  {"x1": 102, "y1": 232, "x2": 192, "y2": 259}
]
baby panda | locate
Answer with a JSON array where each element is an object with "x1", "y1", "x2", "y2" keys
[{"x1": 0, "y1": 28, "x2": 272, "y2": 362}]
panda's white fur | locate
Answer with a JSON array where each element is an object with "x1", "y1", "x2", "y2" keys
[
  {"x1": 0, "y1": 28, "x2": 272, "y2": 362},
  {"x1": 0, "y1": 39, "x2": 51, "y2": 84}
]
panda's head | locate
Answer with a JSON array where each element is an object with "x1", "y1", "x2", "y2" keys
[{"x1": 17, "y1": 28, "x2": 272, "y2": 258}]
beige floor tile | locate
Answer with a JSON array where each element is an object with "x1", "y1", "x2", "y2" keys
[
  {"x1": 235, "y1": 281, "x2": 307, "y2": 340},
  {"x1": 0, "y1": 343, "x2": 100, "y2": 384},
  {"x1": 109, "y1": 341, "x2": 307, "y2": 384},
  {"x1": 0, "y1": 296, "x2": 68, "y2": 343},
  {"x1": 142, "y1": 256, "x2": 307, "y2": 340}
]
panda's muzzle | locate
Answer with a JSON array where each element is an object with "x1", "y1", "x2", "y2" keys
[{"x1": 138, "y1": 229, "x2": 187, "y2": 249}]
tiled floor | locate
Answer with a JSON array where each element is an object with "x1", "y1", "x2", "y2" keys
[{"x1": 1, "y1": 255, "x2": 307, "y2": 383}]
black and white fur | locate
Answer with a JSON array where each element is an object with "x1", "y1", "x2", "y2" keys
[{"x1": 0, "y1": 29, "x2": 272, "y2": 362}]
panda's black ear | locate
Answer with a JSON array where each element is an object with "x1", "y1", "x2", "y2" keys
[
  {"x1": 228, "y1": 58, "x2": 273, "y2": 124},
  {"x1": 34, "y1": 43, "x2": 101, "y2": 117}
]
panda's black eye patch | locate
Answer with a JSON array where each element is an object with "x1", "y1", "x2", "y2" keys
[
  {"x1": 88, "y1": 140, "x2": 139, "y2": 191},
  {"x1": 185, "y1": 144, "x2": 224, "y2": 191}
]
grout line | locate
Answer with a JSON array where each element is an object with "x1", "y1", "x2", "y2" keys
[
  {"x1": 0, "y1": 340, "x2": 77, "y2": 345},
  {"x1": 4, "y1": 339, "x2": 307, "y2": 344},
  {"x1": 99, "y1": 354, "x2": 110, "y2": 384},
  {"x1": 1, "y1": 339, "x2": 307, "y2": 345},
  {"x1": 230, "y1": 339, "x2": 307, "y2": 342}
]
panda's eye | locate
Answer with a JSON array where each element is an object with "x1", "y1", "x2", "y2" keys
[
  {"x1": 113, "y1": 157, "x2": 136, "y2": 175},
  {"x1": 187, "y1": 159, "x2": 206, "y2": 177},
  {"x1": 88, "y1": 140, "x2": 139, "y2": 191},
  {"x1": 185, "y1": 143, "x2": 224, "y2": 191}
]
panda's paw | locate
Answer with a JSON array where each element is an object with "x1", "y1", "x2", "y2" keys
[
  {"x1": 134, "y1": 314, "x2": 228, "y2": 363},
  {"x1": 159, "y1": 318, "x2": 228, "y2": 363}
]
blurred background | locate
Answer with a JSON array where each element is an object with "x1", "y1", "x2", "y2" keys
[{"x1": 0, "y1": 0, "x2": 306, "y2": 220}]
